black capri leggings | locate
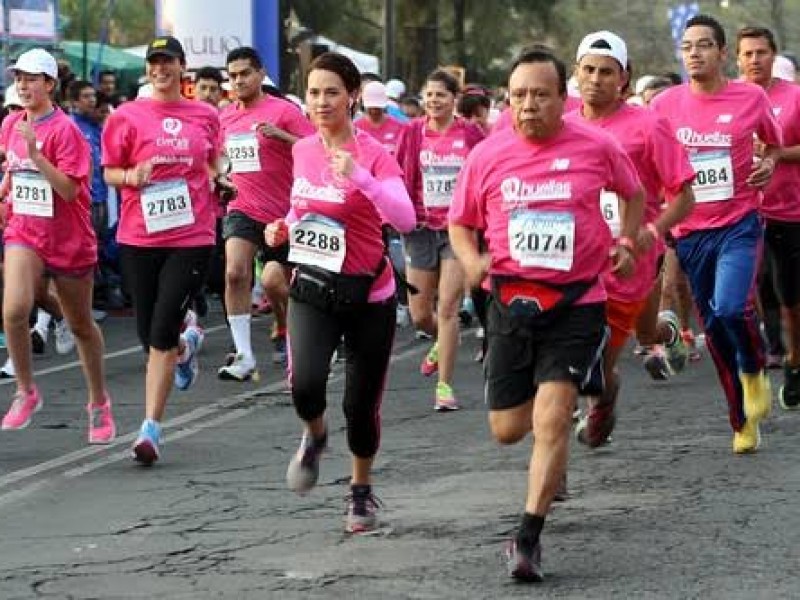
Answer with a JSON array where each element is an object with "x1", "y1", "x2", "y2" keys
[
  {"x1": 121, "y1": 245, "x2": 213, "y2": 351},
  {"x1": 288, "y1": 296, "x2": 396, "y2": 458}
]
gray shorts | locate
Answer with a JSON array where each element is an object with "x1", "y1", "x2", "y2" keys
[{"x1": 403, "y1": 227, "x2": 454, "y2": 271}]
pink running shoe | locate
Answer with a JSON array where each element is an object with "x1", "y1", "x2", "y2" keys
[
  {"x1": 1, "y1": 386, "x2": 43, "y2": 430},
  {"x1": 87, "y1": 393, "x2": 117, "y2": 444},
  {"x1": 420, "y1": 343, "x2": 439, "y2": 377}
]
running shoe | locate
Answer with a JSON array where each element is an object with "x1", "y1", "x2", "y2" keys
[
  {"x1": 395, "y1": 304, "x2": 411, "y2": 328},
  {"x1": 476, "y1": 326, "x2": 485, "y2": 340},
  {"x1": 132, "y1": 419, "x2": 162, "y2": 465},
  {"x1": 183, "y1": 308, "x2": 199, "y2": 330},
  {"x1": 505, "y1": 539, "x2": 544, "y2": 583},
  {"x1": 175, "y1": 327, "x2": 204, "y2": 391},
  {"x1": 415, "y1": 330, "x2": 432, "y2": 341},
  {"x1": 420, "y1": 342, "x2": 439, "y2": 376},
  {"x1": 272, "y1": 334, "x2": 287, "y2": 366},
  {"x1": 575, "y1": 400, "x2": 616, "y2": 448},
  {"x1": 733, "y1": 418, "x2": 761, "y2": 454},
  {"x1": 434, "y1": 381, "x2": 459, "y2": 411},
  {"x1": 30, "y1": 326, "x2": 46, "y2": 355},
  {"x1": 1, "y1": 357, "x2": 15, "y2": 379},
  {"x1": 643, "y1": 346, "x2": 672, "y2": 381},
  {"x1": 632, "y1": 343, "x2": 650, "y2": 356},
  {"x1": 0, "y1": 332, "x2": 6, "y2": 349},
  {"x1": 54, "y1": 319, "x2": 76, "y2": 355},
  {"x1": 740, "y1": 371, "x2": 772, "y2": 421},
  {"x1": 87, "y1": 393, "x2": 116, "y2": 444},
  {"x1": 218, "y1": 354, "x2": 258, "y2": 381},
  {"x1": 286, "y1": 431, "x2": 327, "y2": 495},
  {"x1": 345, "y1": 486, "x2": 383, "y2": 533},
  {"x1": 1, "y1": 386, "x2": 42, "y2": 430},
  {"x1": 779, "y1": 362, "x2": 800, "y2": 411},
  {"x1": 681, "y1": 329, "x2": 702, "y2": 362},
  {"x1": 660, "y1": 310, "x2": 688, "y2": 373}
]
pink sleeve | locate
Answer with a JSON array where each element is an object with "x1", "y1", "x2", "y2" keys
[
  {"x1": 284, "y1": 105, "x2": 315, "y2": 138},
  {"x1": 606, "y1": 139, "x2": 642, "y2": 200},
  {"x1": 651, "y1": 115, "x2": 695, "y2": 195},
  {"x1": 449, "y1": 150, "x2": 486, "y2": 230},
  {"x1": 350, "y1": 165, "x2": 415, "y2": 233},
  {"x1": 101, "y1": 111, "x2": 132, "y2": 167},
  {"x1": 52, "y1": 121, "x2": 91, "y2": 182}
]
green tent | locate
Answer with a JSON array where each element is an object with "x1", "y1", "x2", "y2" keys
[{"x1": 59, "y1": 40, "x2": 144, "y2": 96}]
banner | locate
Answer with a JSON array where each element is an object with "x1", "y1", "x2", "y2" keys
[{"x1": 8, "y1": 0, "x2": 57, "y2": 40}]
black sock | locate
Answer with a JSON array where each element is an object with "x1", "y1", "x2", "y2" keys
[
  {"x1": 351, "y1": 483, "x2": 371, "y2": 497},
  {"x1": 516, "y1": 513, "x2": 545, "y2": 553}
]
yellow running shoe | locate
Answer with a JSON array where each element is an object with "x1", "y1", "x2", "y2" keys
[
  {"x1": 740, "y1": 371, "x2": 772, "y2": 421},
  {"x1": 733, "y1": 417, "x2": 761, "y2": 454}
]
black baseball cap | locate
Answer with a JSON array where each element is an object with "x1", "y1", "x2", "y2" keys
[{"x1": 146, "y1": 36, "x2": 185, "y2": 62}]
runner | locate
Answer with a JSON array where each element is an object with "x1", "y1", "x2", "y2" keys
[
  {"x1": 651, "y1": 14, "x2": 782, "y2": 452},
  {"x1": 395, "y1": 68, "x2": 484, "y2": 411},
  {"x1": 264, "y1": 52, "x2": 414, "y2": 533},
  {"x1": 737, "y1": 26, "x2": 800, "y2": 409},
  {"x1": 217, "y1": 46, "x2": 314, "y2": 380},
  {"x1": 449, "y1": 48, "x2": 644, "y2": 582},
  {"x1": 354, "y1": 80, "x2": 406, "y2": 155},
  {"x1": 0, "y1": 48, "x2": 115, "y2": 444},
  {"x1": 568, "y1": 31, "x2": 696, "y2": 448},
  {"x1": 101, "y1": 36, "x2": 219, "y2": 464}
]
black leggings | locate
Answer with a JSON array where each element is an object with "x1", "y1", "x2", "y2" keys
[
  {"x1": 288, "y1": 297, "x2": 396, "y2": 458},
  {"x1": 121, "y1": 245, "x2": 213, "y2": 351}
]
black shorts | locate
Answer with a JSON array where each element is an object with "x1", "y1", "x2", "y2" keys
[
  {"x1": 222, "y1": 210, "x2": 289, "y2": 264},
  {"x1": 484, "y1": 300, "x2": 607, "y2": 411},
  {"x1": 765, "y1": 219, "x2": 800, "y2": 307}
]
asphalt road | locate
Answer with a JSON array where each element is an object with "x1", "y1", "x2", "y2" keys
[{"x1": 0, "y1": 303, "x2": 798, "y2": 599}]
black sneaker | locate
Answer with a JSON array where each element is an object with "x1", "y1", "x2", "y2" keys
[
  {"x1": 506, "y1": 539, "x2": 543, "y2": 583},
  {"x1": 30, "y1": 327, "x2": 46, "y2": 355},
  {"x1": 779, "y1": 363, "x2": 800, "y2": 410}
]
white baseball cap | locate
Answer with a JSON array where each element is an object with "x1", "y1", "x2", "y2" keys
[
  {"x1": 385, "y1": 78, "x2": 406, "y2": 100},
  {"x1": 773, "y1": 55, "x2": 796, "y2": 82},
  {"x1": 9, "y1": 48, "x2": 58, "y2": 79},
  {"x1": 4, "y1": 83, "x2": 22, "y2": 108},
  {"x1": 362, "y1": 81, "x2": 388, "y2": 108},
  {"x1": 576, "y1": 31, "x2": 628, "y2": 69}
]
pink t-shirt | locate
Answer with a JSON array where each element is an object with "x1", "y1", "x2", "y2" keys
[
  {"x1": 449, "y1": 121, "x2": 642, "y2": 304},
  {"x1": 1, "y1": 109, "x2": 96, "y2": 271},
  {"x1": 761, "y1": 79, "x2": 800, "y2": 222},
  {"x1": 567, "y1": 102, "x2": 696, "y2": 301},
  {"x1": 102, "y1": 98, "x2": 220, "y2": 247},
  {"x1": 290, "y1": 130, "x2": 404, "y2": 299},
  {"x1": 412, "y1": 118, "x2": 480, "y2": 230},
  {"x1": 354, "y1": 115, "x2": 406, "y2": 156},
  {"x1": 651, "y1": 81, "x2": 782, "y2": 237},
  {"x1": 220, "y1": 96, "x2": 314, "y2": 224}
]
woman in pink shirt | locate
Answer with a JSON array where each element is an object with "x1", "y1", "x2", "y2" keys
[
  {"x1": 264, "y1": 52, "x2": 415, "y2": 534},
  {"x1": 102, "y1": 36, "x2": 220, "y2": 465},
  {"x1": 0, "y1": 49, "x2": 115, "y2": 444},
  {"x1": 395, "y1": 69, "x2": 484, "y2": 411}
]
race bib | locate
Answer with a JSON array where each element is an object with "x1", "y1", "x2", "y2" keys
[
  {"x1": 689, "y1": 150, "x2": 733, "y2": 203},
  {"x1": 140, "y1": 179, "x2": 195, "y2": 234},
  {"x1": 225, "y1": 132, "x2": 261, "y2": 173},
  {"x1": 288, "y1": 214, "x2": 346, "y2": 273},
  {"x1": 508, "y1": 210, "x2": 575, "y2": 271},
  {"x1": 422, "y1": 165, "x2": 459, "y2": 208},
  {"x1": 12, "y1": 171, "x2": 53, "y2": 217},
  {"x1": 599, "y1": 190, "x2": 621, "y2": 239}
]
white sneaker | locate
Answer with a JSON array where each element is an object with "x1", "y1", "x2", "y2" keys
[
  {"x1": 218, "y1": 355, "x2": 258, "y2": 381},
  {"x1": 395, "y1": 304, "x2": 411, "y2": 328},
  {"x1": 183, "y1": 309, "x2": 198, "y2": 329},
  {"x1": 0, "y1": 357, "x2": 15, "y2": 379},
  {"x1": 54, "y1": 320, "x2": 76, "y2": 355}
]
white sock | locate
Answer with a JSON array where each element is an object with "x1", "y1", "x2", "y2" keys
[
  {"x1": 228, "y1": 314, "x2": 254, "y2": 364},
  {"x1": 35, "y1": 309, "x2": 52, "y2": 336}
]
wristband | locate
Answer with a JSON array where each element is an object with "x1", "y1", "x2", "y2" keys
[
  {"x1": 618, "y1": 236, "x2": 636, "y2": 252},
  {"x1": 646, "y1": 222, "x2": 660, "y2": 239}
]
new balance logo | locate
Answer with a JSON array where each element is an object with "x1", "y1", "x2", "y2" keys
[
  {"x1": 550, "y1": 158, "x2": 570, "y2": 171},
  {"x1": 716, "y1": 114, "x2": 733, "y2": 123}
]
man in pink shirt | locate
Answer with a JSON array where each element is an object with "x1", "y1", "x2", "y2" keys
[
  {"x1": 568, "y1": 31, "x2": 696, "y2": 448},
  {"x1": 737, "y1": 26, "x2": 800, "y2": 410},
  {"x1": 449, "y1": 48, "x2": 644, "y2": 583},
  {"x1": 354, "y1": 81, "x2": 406, "y2": 156},
  {"x1": 217, "y1": 47, "x2": 315, "y2": 381},
  {"x1": 651, "y1": 14, "x2": 782, "y2": 453}
]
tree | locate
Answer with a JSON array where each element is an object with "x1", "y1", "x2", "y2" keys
[{"x1": 59, "y1": 0, "x2": 155, "y2": 47}]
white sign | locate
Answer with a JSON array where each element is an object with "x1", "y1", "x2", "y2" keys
[
  {"x1": 157, "y1": 0, "x2": 252, "y2": 69},
  {"x1": 8, "y1": 0, "x2": 56, "y2": 40}
]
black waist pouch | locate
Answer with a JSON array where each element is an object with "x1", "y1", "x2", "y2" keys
[{"x1": 290, "y1": 264, "x2": 377, "y2": 313}]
